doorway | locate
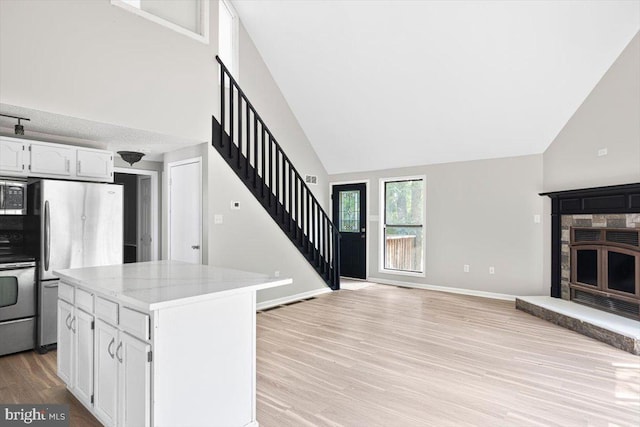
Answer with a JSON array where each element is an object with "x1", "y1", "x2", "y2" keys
[
  {"x1": 114, "y1": 168, "x2": 159, "y2": 263},
  {"x1": 168, "y1": 157, "x2": 202, "y2": 264},
  {"x1": 332, "y1": 182, "x2": 367, "y2": 279}
]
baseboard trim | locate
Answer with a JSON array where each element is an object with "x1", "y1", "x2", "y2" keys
[
  {"x1": 370, "y1": 278, "x2": 516, "y2": 301},
  {"x1": 256, "y1": 287, "x2": 332, "y2": 311}
]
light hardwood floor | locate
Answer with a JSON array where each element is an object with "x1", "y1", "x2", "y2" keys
[{"x1": 1, "y1": 284, "x2": 638, "y2": 426}]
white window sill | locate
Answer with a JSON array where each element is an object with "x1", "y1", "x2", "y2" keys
[{"x1": 378, "y1": 268, "x2": 426, "y2": 278}]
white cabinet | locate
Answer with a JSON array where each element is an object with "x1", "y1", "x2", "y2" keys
[
  {"x1": 95, "y1": 318, "x2": 151, "y2": 427},
  {"x1": 59, "y1": 284, "x2": 151, "y2": 427},
  {"x1": 119, "y1": 332, "x2": 151, "y2": 427},
  {"x1": 0, "y1": 136, "x2": 114, "y2": 182},
  {"x1": 77, "y1": 148, "x2": 114, "y2": 182},
  {"x1": 57, "y1": 299, "x2": 74, "y2": 386},
  {"x1": 95, "y1": 320, "x2": 118, "y2": 427},
  {"x1": 30, "y1": 142, "x2": 75, "y2": 178},
  {"x1": 0, "y1": 137, "x2": 28, "y2": 176},
  {"x1": 74, "y1": 309, "x2": 95, "y2": 407},
  {"x1": 57, "y1": 296, "x2": 94, "y2": 409}
]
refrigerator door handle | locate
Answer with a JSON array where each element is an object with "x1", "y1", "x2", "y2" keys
[{"x1": 44, "y1": 200, "x2": 50, "y2": 272}]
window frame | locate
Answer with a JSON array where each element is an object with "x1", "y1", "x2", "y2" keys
[
  {"x1": 379, "y1": 175, "x2": 426, "y2": 277},
  {"x1": 218, "y1": 0, "x2": 240, "y2": 78},
  {"x1": 111, "y1": 0, "x2": 210, "y2": 44}
]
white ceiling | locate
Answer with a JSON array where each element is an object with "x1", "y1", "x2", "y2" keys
[
  {"x1": 0, "y1": 104, "x2": 201, "y2": 162},
  {"x1": 231, "y1": 0, "x2": 640, "y2": 174}
]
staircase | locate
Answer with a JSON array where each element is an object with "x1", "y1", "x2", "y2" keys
[{"x1": 211, "y1": 56, "x2": 340, "y2": 290}]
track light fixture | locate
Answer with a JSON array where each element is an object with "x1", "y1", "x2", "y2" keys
[{"x1": 0, "y1": 113, "x2": 31, "y2": 135}]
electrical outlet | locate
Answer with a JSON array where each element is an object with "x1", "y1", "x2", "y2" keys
[
  {"x1": 214, "y1": 214, "x2": 223, "y2": 224},
  {"x1": 274, "y1": 271, "x2": 280, "y2": 277},
  {"x1": 489, "y1": 266, "x2": 495, "y2": 275},
  {"x1": 597, "y1": 148, "x2": 608, "y2": 157},
  {"x1": 463, "y1": 264, "x2": 470, "y2": 273}
]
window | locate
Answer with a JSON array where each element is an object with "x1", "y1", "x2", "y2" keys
[
  {"x1": 380, "y1": 177, "x2": 425, "y2": 275},
  {"x1": 111, "y1": 0, "x2": 209, "y2": 43},
  {"x1": 339, "y1": 191, "x2": 360, "y2": 233},
  {"x1": 219, "y1": 0, "x2": 239, "y2": 75}
]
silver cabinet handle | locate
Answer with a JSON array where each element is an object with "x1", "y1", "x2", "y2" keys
[
  {"x1": 107, "y1": 338, "x2": 115, "y2": 359},
  {"x1": 65, "y1": 159, "x2": 70, "y2": 172},
  {"x1": 116, "y1": 342, "x2": 123, "y2": 363},
  {"x1": 191, "y1": 245, "x2": 200, "y2": 249},
  {"x1": 65, "y1": 313, "x2": 72, "y2": 330},
  {"x1": 44, "y1": 283, "x2": 58, "y2": 289},
  {"x1": 70, "y1": 316, "x2": 76, "y2": 333},
  {"x1": 44, "y1": 201, "x2": 50, "y2": 271},
  {"x1": 77, "y1": 160, "x2": 81, "y2": 174}
]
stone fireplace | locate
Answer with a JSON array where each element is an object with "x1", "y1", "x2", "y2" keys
[
  {"x1": 514, "y1": 183, "x2": 640, "y2": 354},
  {"x1": 542, "y1": 183, "x2": 640, "y2": 310}
]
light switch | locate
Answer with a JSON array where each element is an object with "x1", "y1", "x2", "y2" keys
[
  {"x1": 231, "y1": 201, "x2": 241, "y2": 210},
  {"x1": 534, "y1": 214, "x2": 541, "y2": 224}
]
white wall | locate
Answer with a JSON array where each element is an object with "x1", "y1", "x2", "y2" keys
[
  {"x1": 1, "y1": 1, "x2": 332, "y2": 303},
  {"x1": 330, "y1": 154, "x2": 546, "y2": 296},
  {"x1": 0, "y1": 0, "x2": 216, "y2": 142},
  {"x1": 236, "y1": 21, "x2": 329, "y2": 207},
  {"x1": 204, "y1": 19, "x2": 329, "y2": 303},
  {"x1": 543, "y1": 32, "x2": 640, "y2": 192}
]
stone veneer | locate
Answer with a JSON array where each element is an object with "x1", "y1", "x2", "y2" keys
[
  {"x1": 515, "y1": 298, "x2": 640, "y2": 355},
  {"x1": 560, "y1": 214, "x2": 640, "y2": 300}
]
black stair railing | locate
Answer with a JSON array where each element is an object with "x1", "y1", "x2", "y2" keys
[{"x1": 212, "y1": 56, "x2": 340, "y2": 290}]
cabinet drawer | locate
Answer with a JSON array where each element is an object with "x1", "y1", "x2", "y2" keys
[
  {"x1": 58, "y1": 282, "x2": 74, "y2": 304},
  {"x1": 120, "y1": 307, "x2": 149, "y2": 341},
  {"x1": 76, "y1": 288, "x2": 93, "y2": 313},
  {"x1": 95, "y1": 297, "x2": 118, "y2": 325}
]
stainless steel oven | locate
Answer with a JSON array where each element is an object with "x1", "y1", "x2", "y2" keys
[{"x1": 0, "y1": 260, "x2": 36, "y2": 356}]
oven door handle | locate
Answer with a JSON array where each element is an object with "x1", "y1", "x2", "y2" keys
[
  {"x1": 44, "y1": 200, "x2": 50, "y2": 272},
  {"x1": 0, "y1": 266, "x2": 32, "y2": 272}
]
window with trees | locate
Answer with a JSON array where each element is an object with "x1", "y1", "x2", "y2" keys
[{"x1": 381, "y1": 177, "x2": 425, "y2": 274}]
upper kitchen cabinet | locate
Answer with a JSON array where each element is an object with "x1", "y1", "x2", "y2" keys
[
  {"x1": 76, "y1": 148, "x2": 114, "y2": 182},
  {"x1": 0, "y1": 136, "x2": 114, "y2": 183},
  {"x1": 0, "y1": 136, "x2": 28, "y2": 177},
  {"x1": 29, "y1": 142, "x2": 76, "y2": 178}
]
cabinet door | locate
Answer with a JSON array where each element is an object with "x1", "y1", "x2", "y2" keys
[
  {"x1": 77, "y1": 149, "x2": 114, "y2": 182},
  {"x1": 119, "y1": 333, "x2": 151, "y2": 427},
  {"x1": 30, "y1": 142, "x2": 75, "y2": 177},
  {"x1": 0, "y1": 137, "x2": 27, "y2": 176},
  {"x1": 57, "y1": 300, "x2": 74, "y2": 387},
  {"x1": 94, "y1": 320, "x2": 118, "y2": 427},
  {"x1": 74, "y1": 309, "x2": 94, "y2": 407}
]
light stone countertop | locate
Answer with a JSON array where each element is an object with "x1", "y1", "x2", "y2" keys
[{"x1": 53, "y1": 260, "x2": 292, "y2": 311}]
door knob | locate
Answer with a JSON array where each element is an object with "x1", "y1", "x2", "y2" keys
[{"x1": 191, "y1": 245, "x2": 200, "y2": 250}]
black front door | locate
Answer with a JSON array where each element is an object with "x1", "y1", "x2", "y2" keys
[{"x1": 332, "y1": 183, "x2": 366, "y2": 279}]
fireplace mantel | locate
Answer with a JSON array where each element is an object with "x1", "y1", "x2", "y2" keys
[{"x1": 541, "y1": 183, "x2": 640, "y2": 297}]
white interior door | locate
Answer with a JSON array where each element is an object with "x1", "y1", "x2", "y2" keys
[
  {"x1": 138, "y1": 176, "x2": 152, "y2": 262},
  {"x1": 168, "y1": 158, "x2": 202, "y2": 264}
]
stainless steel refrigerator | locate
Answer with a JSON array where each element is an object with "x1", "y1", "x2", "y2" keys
[{"x1": 29, "y1": 180, "x2": 123, "y2": 351}]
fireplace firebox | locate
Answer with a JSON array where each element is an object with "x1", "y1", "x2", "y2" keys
[{"x1": 570, "y1": 227, "x2": 640, "y2": 319}]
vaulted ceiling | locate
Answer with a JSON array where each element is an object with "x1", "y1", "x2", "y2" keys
[{"x1": 231, "y1": 1, "x2": 640, "y2": 174}]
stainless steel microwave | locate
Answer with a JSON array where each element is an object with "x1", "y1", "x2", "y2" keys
[{"x1": 0, "y1": 180, "x2": 27, "y2": 215}]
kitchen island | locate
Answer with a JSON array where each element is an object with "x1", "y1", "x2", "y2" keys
[{"x1": 53, "y1": 260, "x2": 291, "y2": 427}]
